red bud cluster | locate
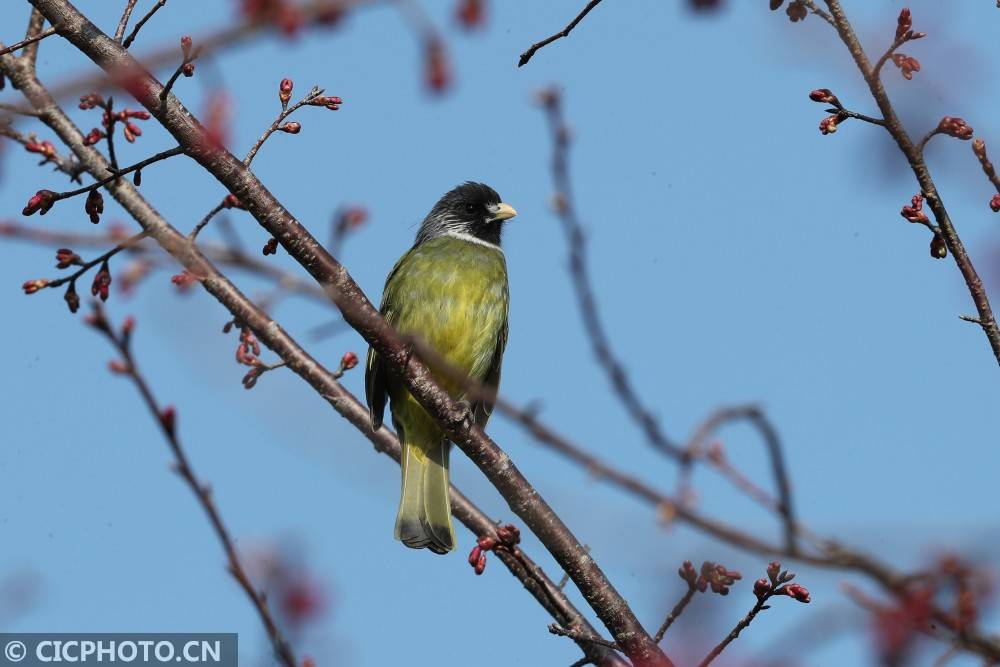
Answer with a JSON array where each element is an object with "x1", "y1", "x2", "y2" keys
[
  {"x1": 25, "y1": 140, "x2": 57, "y2": 160},
  {"x1": 55, "y1": 248, "x2": 82, "y2": 269},
  {"x1": 262, "y1": 238, "x2": 279, "y2": 255},
  {"x1": 86, "y1": 189, "x2": 104, "y2": 224},
  {"x1": 938, "y1": 116, "x2": 973, "y2": 140},
  {"x1": 171, "y1": 270, "x2": 196, "y2": 290},
  {"x1": 78, "y1": 93, "x2": 105, "y2": 110},
  {"x1": 22, "y1": 278, "x2": 49, "y2": 295},
  {"x1": 894, "y1": 8, "x2": 926, "y2": 42},
  {"x1": 236, "y1": 327, "x2": 262, "y2": 366},
  {"x1": 755, "y1": 561, "x2": 810, "y2": 603},
  {"x1": 424, "y1": 39, "x2": 451, "y2": 94},
  {"x1": 23, "y1": 189, "x2": 56, "y2": 216},
  {"x1": 160, "y1": 406, "x2": 177, "y2": 437},
  {"x1": 699, "y1": 561, "x2": 742, "y2": 595},
  {"x1": 819, "y1": 113, "x2": 846, "y2": 135},
  {"x1": 222, "y1": 194, "x2": 247, "y2": 210},
  {"x1": 240, "y1": 0, "x2": 304, "y2": 37},
  {"x1": 340, "y1": 351, "x2": 359, "y2": 371},
  {"x1": 900, "y1": 194, "x2": 929, "y2": 225},
  {"x1": 467, "y1": 523, "x2": 520, "y2": 576},
  {"x1": 892, "y1": 53, "x2": 920, "y2": 80},
  {"x1": 91, "y1": 261, "x2": 112, "y2": 301},
  {"x1": 308, "y1": 95, "x2": 342, "y2": 111},
  {"x1": 785, "y1": 0, "x2": 807, "y2": 22},
  {"x1": 808, "y1": 88, "x2": 840, "y2": 106},
  {"x1": 83, "y1": 128, "x2": 106, "y2": 146},
  {"x1": 455, "y1": 0, "x2": 485, "y2": 29}
]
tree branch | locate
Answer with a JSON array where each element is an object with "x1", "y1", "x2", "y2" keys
[
  {"x1": 27, "y1": 5, "x2": 671, "y2": 664},
  {"x1": 2, "y1": 22, "x2": 628, "y2": 667},
  {"x1": 518, "y1": 0, "x2": 604, "y2": 67},
  {"x1": 85, "y1": 303, "x2": 298, "y2": 667},
  {"x1": 817, "y1": 0, "x2": 1000, "y2": 364}
]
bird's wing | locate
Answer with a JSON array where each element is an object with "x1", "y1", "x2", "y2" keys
[
  {"x1": 473, "y1": 316, "x2": 508, "y2": 428},
  {"x1": 365, "y1": 248, "x2": 413, "y2": 431}
]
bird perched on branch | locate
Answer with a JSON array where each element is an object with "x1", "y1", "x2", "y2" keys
[{"x1": 365, "y1": 182, "x2": 518, "y2": 553}]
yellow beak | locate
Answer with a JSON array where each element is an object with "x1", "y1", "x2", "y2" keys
[{"x1": 490, "y1": 202, "x2": 518, "y2": 221}]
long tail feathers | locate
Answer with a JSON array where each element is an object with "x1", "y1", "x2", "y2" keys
[{"x1": 395, "y1": 437, "x2": 456, "y2": 554}]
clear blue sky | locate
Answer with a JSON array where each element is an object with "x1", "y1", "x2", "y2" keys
[{"x1": 2, "y1": 1, "x2": 999, "y2": 665}]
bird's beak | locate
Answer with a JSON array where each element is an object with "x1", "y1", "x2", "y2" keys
[{"x1": 489, "y1": 202, "x2": 518, "y2": 222}]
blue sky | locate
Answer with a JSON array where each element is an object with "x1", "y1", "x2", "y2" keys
[{"x1": 2, "y1": 1, "x2": 999, "y2": 665}]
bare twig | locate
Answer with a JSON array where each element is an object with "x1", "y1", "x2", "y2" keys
[
  {"x1": 113, "y1": 0, "x2": 139, "y2": 43},
  {"x1": 122, "y1": 0, "x2": 167, "y2": 49},
  {"x1": 85, "y1": 303, "x2": 298, "y2": 667},
  {"x1": 538, "y1": 87, "x2": 684, "y2": 462},
  {"x1": 33, "y1": 145, "x2": 184, "y2": 204},
  {"x1": 698, "y1": 596, "x2": 770, "y2": 667},
  {"x1": 654, "y1": 583, "x2": 696, "y2": 643},
  {"x1": 518, "y1": 0, "x2": 604, "y2": 67},
  {"x1": 549, "y1": 624, "x2": 621, "y2": 652},
  {"x1": 0, "y1": 120, "x2": 85, "y2": 181},
  {"x1": 0, "y1": 26, "x2": 57, "y2": 57}
]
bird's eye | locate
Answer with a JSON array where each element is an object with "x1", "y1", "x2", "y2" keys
[{"x1": 464, "y1": 203, "x2": 477, "y2": 215}]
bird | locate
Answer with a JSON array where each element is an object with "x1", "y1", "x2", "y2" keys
[{"x1": 365, "y1": 182, "x2": 518, "y2": 554}]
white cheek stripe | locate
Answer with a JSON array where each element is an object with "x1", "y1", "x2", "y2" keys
[{"x1": 444, "y1": 231, "x2": 504, "y2": 253}]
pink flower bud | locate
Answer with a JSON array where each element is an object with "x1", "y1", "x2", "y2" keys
[
  {"x1": 22, "y1": 278, "x2": 48, "y2": 295},
  {"x1": 754, "y1": 578, "x2": 770, "y2": 599},
  {"x1": 990, "y1": 194, "x2": 1000, "y2": 212},
  {"x1": 182, "y1": 62, "x2": 195, "y2": 77},
  {"x1": 279, "y1": 121, "x2": 301, "y2": 134},
  {"x1": 23, "y1": 189, "x2": 56, "y2": 216},
  {"x1": 340, "y1": 351, "x2": 359, "y2": 370}
]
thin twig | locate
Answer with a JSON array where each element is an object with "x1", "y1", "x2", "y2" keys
[
  {"x1": 189, "y1": 201, "x2": 226, "y2": 240},
  {"x1": 113, "y1": 0, "x2": 139, "y2": 43},
  {"x1": 538, "y1": 87, "x2": 684, "y2": 461},
  {"x1": 86, "y1": 303, "x2": 298, "y2": 667},
  {"x1": 22, "y1": 9, "x2": 47, "y2": 64},
  {"x1": 244, "y1": 86, "x2": 324, "y2": 166},
  {"x1": 549, "y1": 625, "x2": 621, "y2": 652},
  {"x1": 0, "y1": 121, "x2": 85, "y2": 181},
  {"x1": 42, "y1": 145, "x2": 184, "y2": 203},
  {"x1": 698, "y1": 597, "x2": 770, "y2": 667},
  {"x1": 518, "y1": 0, "x2": 604, "y2": 67},
  {"x1": 41, "y1": 230, "x2": 149, "y2": 291},
  {"x1": 122, "y1": 0, "x2": 168, "y2": 49},
  {"x1": 0, "y1": 27, "x2": 57, "y2": 57},
  {"x1": 654, "y1": 584, "x2": 696, "y2": 643}
]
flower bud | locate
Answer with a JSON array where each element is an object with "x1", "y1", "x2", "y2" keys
[
  {"x1": 279, "y1": 121, "x2": 301, "y2": 134},
  {"x1": 86, "y1": 189, "x2": 104, "y2": 224},
  {"x1": 930, "y1": 234, "x2": 947, "y2": 259},
  {"x1": 340, "y1": 351, "x2": 359, "y2": 371},
  {"x1": 22, "y1": 278, "x2": 48, "y2": 294},
  {"x1": 23, "y1": 189, "x2": 56, "y2": 216},
  {"x1": 279, "y1": 78, "x2": 293, "y2": 106}
]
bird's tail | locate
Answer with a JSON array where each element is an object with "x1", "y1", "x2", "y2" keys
[{"x1": 395, "y1": 422, "x2": 456, "y2": 554}]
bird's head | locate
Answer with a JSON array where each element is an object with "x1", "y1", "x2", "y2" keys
[{"x1": 415, "y1": 182, "x2": 517, "y2": 247}]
